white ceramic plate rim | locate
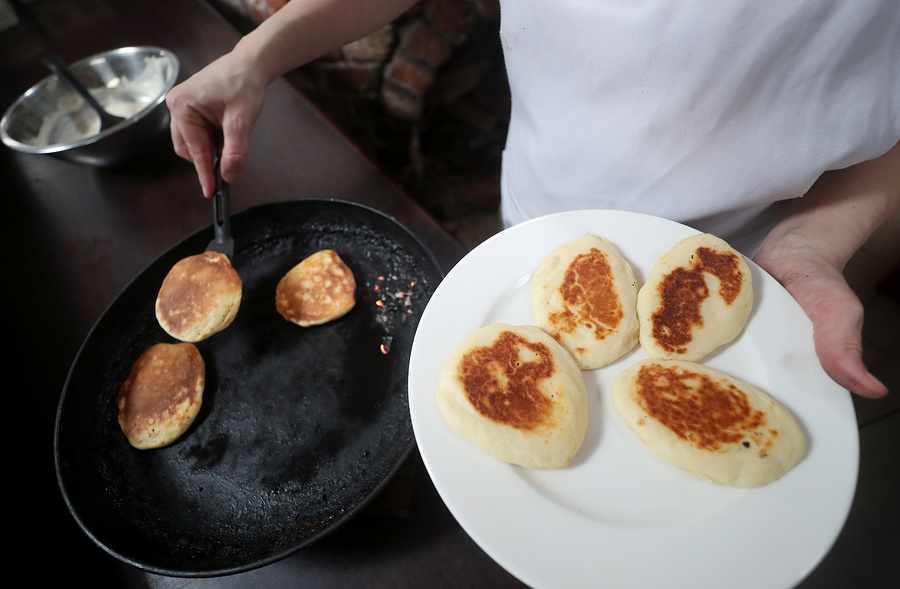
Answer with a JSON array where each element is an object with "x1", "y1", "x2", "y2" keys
[{"x1": 408, "y1": 210, "x2": 859, "y2": 589}]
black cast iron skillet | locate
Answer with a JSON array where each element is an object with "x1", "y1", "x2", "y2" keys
[{"x1": 54, "y1": 199, "x2": 443, "y2": 577}]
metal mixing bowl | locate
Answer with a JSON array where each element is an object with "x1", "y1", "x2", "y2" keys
[{"x1": 1, "y1": 46, "x2": 180, "y2": 166}]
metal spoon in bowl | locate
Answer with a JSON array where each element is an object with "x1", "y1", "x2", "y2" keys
[{"x1": 41, "y1": 53, "x2": 125, "y2": 132}]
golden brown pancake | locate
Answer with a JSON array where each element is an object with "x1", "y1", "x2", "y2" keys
[
  {"x1": 155, "y1": 251, "x2": 242, "y2": 342},
  {"x1": 612, "y1": 359, "x2": 805, "y2": 487},
  {"x1": 437, "y1": 323, "x2": 588, "y2": 469},
  {"x1": 275, "y1": 249, "x2": 356, "y2": 327},
  {"x1": 532, "y1": 233, "x2": 639, "y2": 369},
  {"x1": 117, "y1": 342, "x2": 205, "y2": 450},
  {"x1": 637, "y1": 233, "x2": 753, "y2": 361}
]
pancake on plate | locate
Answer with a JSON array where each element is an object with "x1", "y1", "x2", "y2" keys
[
  {"x1": 637, "y1": 233, "x2": 753, "y2": 361},
  {"x1": 117, "y1": 342, "x2": 205, "y2": 450},
  {"x1": 612, "y1": 358, "x2": 806, "y2": 487},
  {"x1": 276, "y1": 249, "x2": 356, "y2": 327},
  {"x1": 437, "y1": 323, "x2": 588, "y2": 469},
  {"x1": 532, "y1": 233, "x2": 639, "y2": 369},
  {"x1": 155, "y1": 251, "x2": 242, "y2": 342}
]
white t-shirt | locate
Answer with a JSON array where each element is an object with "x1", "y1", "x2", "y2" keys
[{"x1": 498, "y1": 0, "x2": 900, "y2": 253}]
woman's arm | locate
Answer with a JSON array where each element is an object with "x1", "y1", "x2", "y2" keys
[
  {"x1": 754, "y1": 139, "x2": 900, "y2": 398},
  {"x1": 166, "y1": 0, "x2": 419, "y2": 197}
]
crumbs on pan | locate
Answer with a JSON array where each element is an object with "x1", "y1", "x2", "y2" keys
[{"x1": 370, "y1": 273, "x2": 421, "y2": 355}]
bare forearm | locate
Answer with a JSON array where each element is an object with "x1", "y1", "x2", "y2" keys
[
  {"x1": 232, "y1": 0, "x2": 419, "y2": 85},
  {"x1": 759, "y1": 139, "x2": 900, "y2": 276},
  {"x1": 166, "y1": 0, "x2": 420, "y2": 196}
]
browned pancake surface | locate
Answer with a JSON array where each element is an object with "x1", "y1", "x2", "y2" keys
[
  {"x1": 156, "y1": 251, "x2": 242, "y2": 342},
  {"x1": 650, "y1": 246, "x2": 745, "y2": 354},
  {"x1": 457, "y1": 329, "x2": 557, "y2": 431},
  {"x1": 117, "y1": 342, "x2": 205, "y2": 449},
  {"x1": 547, "y1": 247, "x2": 624, "y2": 343},
  {"x1": 437, "y1": 323, "x2": 589, "y2": 469},
  {"x1": 611, "y1": 358, "x2": 805, "y2": 487},
  {"x1": 634, "y1": 361, "x2": 770, "y2": 454},
  {"x1": 276, "y1": 249, "x2": 356, "y2": 326}
]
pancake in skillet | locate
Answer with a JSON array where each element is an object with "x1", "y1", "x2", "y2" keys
[
  {"x1": 637, "y1": 233, "x2": 753, "y2": 362},
  {"x1": 612, "y1": 358, "x2": 805, "y2": 487},
  {"x1": 276, "y1": 249, "x2": 356, "y2": 327},
  {"x1": 437, "y1": 323, "x2": 588, "y2": 469},
  {"x1": 155, "y1": 251, "x2": 242, "y2": 342},
  {"x1": 117, "y1": 342, "x2": 205, "y2": 450},
  {"x1": 532, "y1": 233, "x2": 639, "y2": 369}
]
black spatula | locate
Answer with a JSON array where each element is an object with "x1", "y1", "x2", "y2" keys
[{"x1": 206, "y1": 144, "x2": 234, "y2": 260}]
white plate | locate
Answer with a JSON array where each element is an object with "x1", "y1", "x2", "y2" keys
[{"x1": 408, "y1": 210, "x2": 858, "y2": 589}]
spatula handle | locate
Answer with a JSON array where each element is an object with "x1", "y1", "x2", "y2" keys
[{"x1": 212, "y1": 144, "x2": 232, "y2": 245}]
